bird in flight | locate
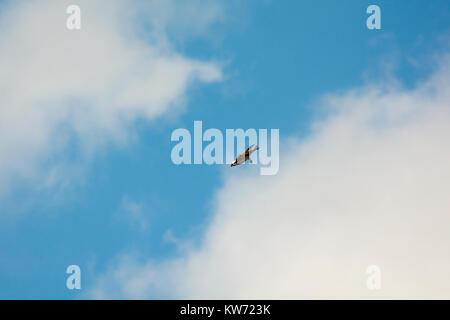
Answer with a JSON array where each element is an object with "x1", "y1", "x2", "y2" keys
[{"x1": 231, "y1": 144, "x2": 259, "y2": 167}]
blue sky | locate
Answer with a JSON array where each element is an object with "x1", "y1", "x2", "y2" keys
[{"x1": 1, "y1": 0, "x2": 450, "y2": 299}]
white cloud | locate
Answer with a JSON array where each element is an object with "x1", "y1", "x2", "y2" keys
[
  {"x1": 0, "y1": 0, "x2": 222, "y2": 195},
  {"x1": 116, "y1": 196, "x2": 148, "y2": 232},
  {"x1": 89, "y1": 55, "x2": 450, "y2": 299}
]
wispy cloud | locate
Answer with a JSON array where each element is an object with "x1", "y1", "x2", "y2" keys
[
  {"x1": 116, "y1": 196, "x2": 149, "y2": 232},
  {"x1": 89, "y1": 54, "x2": 450, "y2": 299}
]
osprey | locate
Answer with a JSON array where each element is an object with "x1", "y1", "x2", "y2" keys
[{"x1": 231, "y1": 144, "x2": 259, "y2": 167}]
